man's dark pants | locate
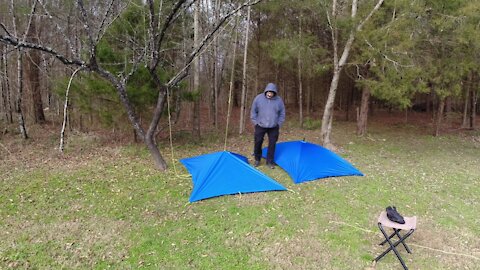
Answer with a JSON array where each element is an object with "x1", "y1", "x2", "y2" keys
[{"x1": 254, "y1": 125, "x2": 279, "y2": 164}]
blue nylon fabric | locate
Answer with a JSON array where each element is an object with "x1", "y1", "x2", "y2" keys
[
  {"x1": 180, "y1": 151, "x2": 287, "y2": 202},
  {"x1": 262, "y1": 141, "x2": 364, "y2": 183}
]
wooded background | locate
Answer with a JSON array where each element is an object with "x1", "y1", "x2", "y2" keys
[{"x1": 1, "y1": 0, "x2": 479, "y2": 170}]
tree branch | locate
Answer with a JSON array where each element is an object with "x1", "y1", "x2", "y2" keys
[
  {"x1": 95, "y1": 0, "x2": 117, "y2": 43},
  {"x1": 338, "y1": 0, "x2": 385, "y2": 68},
  {"x1": 123, "y1": 48, "x2": 147, "y2": 84},
  {"x1": 37, "y1": 0, "x2": 77, "y2": 58},
  {"x1": 150, "y1": 0, "x2": 189, "y2": 71},
  {"x1": 0, "y1": 35, "x2": 85, "y2": 66},
  {"x1": 167, "y1": 0, "x2": 264, "y2": 87},
  {"x1": 9, "y1": 0, "x2": 18, "y2": 36},
  {"x1": 0, "y1": 23, "x2": 12, "y2": 37},
  {"x1": 76, "y1": 0, "x2": 96, "y2": 62},
  {"x1": 21, "y1": 0, "x2": 39, "y2": 43},
  {"x1": 364, "y1": 39, "x2": 414, "y2": 69},
  {"x1": 95, "y1": 1, "x2": 130, "y2": 45},
  {"x1": 356, "y1": 0, "x2": 385, "y2": 32}
]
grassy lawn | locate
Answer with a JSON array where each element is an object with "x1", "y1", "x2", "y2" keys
[{"x1": 1, "y1": 120, "x2": 479, "y2": 269}]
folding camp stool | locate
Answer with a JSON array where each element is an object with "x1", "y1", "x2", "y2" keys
[{"x1": 374, "y1": 211, "x2": 417, "y2": 270}]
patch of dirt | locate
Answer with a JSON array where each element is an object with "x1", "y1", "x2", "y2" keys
[
  {"x1": 259, "y1": 223, "x2": 350, "y2": 269},
  {"x1": 1, "y1": 217, "x2": 132, "y2": 268},
  {"x1": 407, "y1": 219, "x2": 480, "y2": 269},
  {"x1": 0, "y1": 122, "x2": 145, "y2": 181}
]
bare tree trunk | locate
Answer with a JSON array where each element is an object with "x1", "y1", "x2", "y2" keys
[
  {"x1": 307, "y1": 80, "x2": 311, "y2": 115},
  {"x1": 0, "y1": 58, "x2": 5, "y2": 122},
  {"x1": 210, "y1": 0, "x2": 220, "y2": 128},
  {"x1": 192, "y1": 0, "x2": 201, "y2": 139},
  {"x1": 217, "y1": 49, "x2": 227, "y2": 112},
  {"x1": 0, "y1": 52, "x2": 4, "y2": 123},
  {"x1": 254, "y1": 12, "x2": 261, "y2": 110},
  {"x1": 210, "y1": 48, "x2": 217, "y2": 127},
  {"x1": 356, "y1": 86, "x2": 370, "y2": 136},
  {"x1": 433, "y1": 97, "x2": 445, "y2": 137},
  {"x1": 9, "y1": 0, "x2": 28, "y2": 139},
  {"x1": 25, "y1": 17, "x2": 45, "y2": 124},
  {"x1": 6, "y1": 51, "x2": 13, "y2": 124},
  {"x1": 60, "y1": 67, "x2": 82, "y2": 152},
  {"x1": 1, "y1": 46, "x2": 13, "y2": 123},
  {"x1": 462, "y1": 86, "x2": 470, "y2": 128},
  {"x1": 298, "y1": 57, "x2": 303, "y2": 127},
  {"x1": 470, "y1": 89, "x2": 477, "y2": 130},
  {"x1": 239, "y1": 6, "x2": 251, "y2": 134},
  {"x1": 346, "y1": 85, "x2": 355, "y2": 121},
  {"x1": 16, "y1": 51, "x2": 28, "y2": 139},
  {"x1": 321, "y1": 0, "x2": 384, "y2": 148},
  {"x1": 445, "y1": 96, "x2": 451, "y2": 126},
  {"x1": 297, "y1": 15, "x2": 303, "y2": 127},
  {"x1": 426, "y1": 92, "x2": 432, "y2": 114},
  {"x1": 225, "y1": 21, "x2": 238, "y2": 149},
  {"x1": 321, "y1": 67, "x2": 340, "y2": 146}
]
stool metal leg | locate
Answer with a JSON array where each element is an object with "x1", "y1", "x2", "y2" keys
[
  {"x1": 379, "y1": 229, "x2": 412, "y2": 253},
  {"x1": 395, "y1": 229, "x2": 412, "y2": 253},
  {"x1": 374, "y1": 223, "x2": 414, "y2": 270},
  {"x1": 379, "y1": 230, "x2": 397, "y2": 245}
]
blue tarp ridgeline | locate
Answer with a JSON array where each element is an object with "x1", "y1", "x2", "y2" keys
[
  {"x1": 262, "y1": 140, "x2": 364, "y2": 184},
  {"x1": 180, "y1": 151, "x2": 287, "y2": 202}
]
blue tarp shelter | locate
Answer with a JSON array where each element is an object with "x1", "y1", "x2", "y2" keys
[
  {"x1": 262, "y1": 140, "x2": 364, "y2": 184},
  {"x1": 181, "y1": 151, "x2": 287, "y2": 202}
]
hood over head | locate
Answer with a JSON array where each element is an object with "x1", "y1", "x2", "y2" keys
[{"x1": 264, "y1": 83, "x2": 278, "y2": 96}]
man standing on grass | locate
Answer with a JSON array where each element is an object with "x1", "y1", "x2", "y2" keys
[{"x1": 250, "y1": 82, "x2": 286, "y2": 169}]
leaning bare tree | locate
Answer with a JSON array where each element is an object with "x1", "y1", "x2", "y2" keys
[
  {"x1": 320, "y1": 0, "x2": 384, "y2": 149},
  {"x1": 1, "y1": 0, "x2": 262, "y2": 171}
]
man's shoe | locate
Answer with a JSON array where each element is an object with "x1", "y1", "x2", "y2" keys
[
  {"x1": 267, "y1": 162, "x2": 275, "y2": 169},
  {"x1": 254, "y1": 160, "x2": 260, "y2": 167}
]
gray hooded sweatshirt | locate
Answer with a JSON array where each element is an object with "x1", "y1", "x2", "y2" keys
[{"x1": 250, "y1": 83, "x2": 286, "y2": 128}]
